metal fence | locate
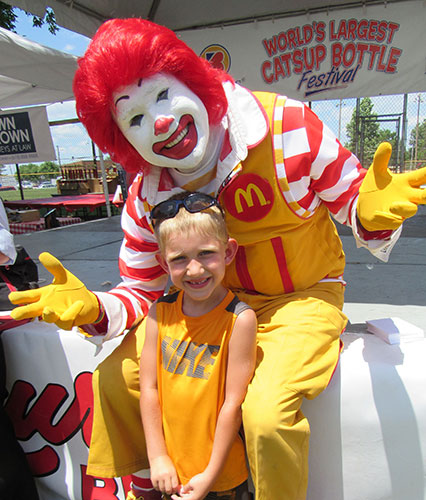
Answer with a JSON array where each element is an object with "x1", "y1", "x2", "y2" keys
[
  {"x1": 1, "y1": 91, "x2": 425, "y2": 192},
  {"x1": 310, "y1": 92, "x2": 426, "y2": 173}
]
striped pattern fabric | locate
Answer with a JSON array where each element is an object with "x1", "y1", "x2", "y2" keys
[
  {"x1": 109, "y1": 175, "x2": 168, "y2": 327},
  {"x1": 274, "y1": 97, "x2": 365, "y2": 225}
]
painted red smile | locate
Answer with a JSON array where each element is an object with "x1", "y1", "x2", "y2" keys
[{"x1": 152, "y1": 114, "x2": 198, "y2": 160}]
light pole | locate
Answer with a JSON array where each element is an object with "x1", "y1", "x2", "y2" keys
[
  {"x1": 337, "y1": 99, "x2": 346, "y2": 142},
  {"x1": 414, "y1": 94, "x2": 423, "y2": 167}
]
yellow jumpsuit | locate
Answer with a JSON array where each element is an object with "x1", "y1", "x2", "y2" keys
[{"x1": 88, "y1": 92, "x2": 348, "y2": 500}]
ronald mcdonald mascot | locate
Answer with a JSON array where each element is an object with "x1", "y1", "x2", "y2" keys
[{"x1": 9, "y1": 18, "x2": 426, "y2": 500}]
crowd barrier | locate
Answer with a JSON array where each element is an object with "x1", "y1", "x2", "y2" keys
[{"x1": 2, "y1": 320, "x2": 425, "y2": 500}]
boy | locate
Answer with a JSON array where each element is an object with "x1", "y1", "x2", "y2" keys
[{"x1": 138, "y1": 192, "x2": 257, "y2": 500}]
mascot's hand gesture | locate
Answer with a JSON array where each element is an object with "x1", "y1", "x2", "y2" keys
[
  {"x1": 357, "y1": 142, "x2": 426, "y2": 232},
  {"x1": 9, "y1": 252, "x2": 100, "y2": 330}
]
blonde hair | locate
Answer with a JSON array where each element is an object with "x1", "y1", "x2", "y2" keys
[{"x1": 154, "y1": 196, "x2": 228, "y2": 255}]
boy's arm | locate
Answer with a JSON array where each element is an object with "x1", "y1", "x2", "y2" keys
[
  {"x1": 175, "y1": 308, "x2": 257, "y2": 500},
  {"x1": 139, "y1": 304, "x2": 179, "y2": 495}
]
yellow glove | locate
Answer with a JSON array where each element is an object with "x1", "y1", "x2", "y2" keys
[
  {"x1": 357, "y1": 142, "x2": 426, "y2": 232},
  {"x1": 9, "y1": 252, "x2": 100, "y2": 330}
]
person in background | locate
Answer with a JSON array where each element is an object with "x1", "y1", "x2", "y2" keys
[{"x1": 0, "y1": 199, "x2": 16, "y2": 266}]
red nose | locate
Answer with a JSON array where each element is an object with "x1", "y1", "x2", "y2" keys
[{"x1": 154, "y1": 116, "x2": 174, "y2": 136}]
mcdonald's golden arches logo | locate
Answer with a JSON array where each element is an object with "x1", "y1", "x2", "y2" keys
[{"x1": 223, "y1": 173, "x2": 274, "y2": 222}]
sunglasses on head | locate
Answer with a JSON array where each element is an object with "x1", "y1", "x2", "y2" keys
[{"x1": 150, "y1": 192, "x2": 223, "y2": 227}]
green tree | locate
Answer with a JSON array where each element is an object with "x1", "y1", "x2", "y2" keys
[
  {"x1": 345, "y1": 97, "x2": 380, "y2": 166},
  {"x1": 407, "y1": 119, "x2": 426, "y2": 167},
  {"x1": 0, "y1": 1, "x2": 59, "y2": 34},
  {"x1": 17, "y1": 163, "x2": 39, "y2": 182},
  {"x1": 17, "y1": 162, "x2": 60, "y2": 183},
  {"x1": 39, "y1": 161, "x2": 61, "y2": 181},
  {"x1": 378, "y1": 128, "x2": 398, "y2": 157}
]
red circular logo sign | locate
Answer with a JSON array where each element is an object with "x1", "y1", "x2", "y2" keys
[
  {"x1": 222, "y1": 173, "x2": 274, "y2": 222},
  {"x1": 200, "y1": 44, "x2": 231, "y2": 72}
]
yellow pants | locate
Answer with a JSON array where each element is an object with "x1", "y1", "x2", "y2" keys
[{"x1": 87, "y1": 283, "x2": 347, "y2": 500}]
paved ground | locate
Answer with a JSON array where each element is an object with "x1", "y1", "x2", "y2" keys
[{"x1": 6, "y1": 205, "x2": 426, "y2": 334}]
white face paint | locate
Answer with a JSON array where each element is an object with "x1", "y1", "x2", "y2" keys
[{"x1": 112, "y1": 73, "x2": 210, "y2": 171}]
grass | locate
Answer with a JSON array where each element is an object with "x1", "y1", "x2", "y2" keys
[{"x1": 0, "y1": 187, "x2": 58, "y2": 202}]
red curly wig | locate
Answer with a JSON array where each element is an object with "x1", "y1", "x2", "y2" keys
[{"x1": 73, "y1": 18, "x2": 234, "y2": 173}]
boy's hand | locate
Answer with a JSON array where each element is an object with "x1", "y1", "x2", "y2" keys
[
  {"x1": 171, "y1": 472, "x2": 212, "y2": 500},
  {"x1": 150, "y1": 455, "x2": 180, "y2": 495},
  {"x1": 8, "y1": 252, "x2": 100, "y2": 330},
  {"x1": 357, "y1": 142, "x2": 426, "y2": 231}
]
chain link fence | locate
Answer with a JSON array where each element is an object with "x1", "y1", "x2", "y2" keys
[{"x1": 310, "y1": 92, "x2": 426, "y2": 173}]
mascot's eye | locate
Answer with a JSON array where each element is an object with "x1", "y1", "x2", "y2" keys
[
  {"x1": 130, "y1": 114, "x2": 144, "y2": 127},
  {"x1": 157, "y1": 89, "x2": 169, "y2": 102}
]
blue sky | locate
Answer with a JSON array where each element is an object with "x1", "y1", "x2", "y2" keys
[{"x1": 13, "y1": 8, "x2": 90, "y2": 56}]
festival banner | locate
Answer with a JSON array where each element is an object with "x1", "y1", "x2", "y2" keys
[
  {"x1": 180, "y1": 0, "x2": 426, "y2": 101},
  {"x1": 0, "y1": 105, "x2": 56, "y2": 164}
]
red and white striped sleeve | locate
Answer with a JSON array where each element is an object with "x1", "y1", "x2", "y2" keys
[
  {"x1": 92, "y1": 175, "x2": 168, "y2": 339},
  {"x1": 281, "y1": 97, "x2": 367, "y2": 226}
]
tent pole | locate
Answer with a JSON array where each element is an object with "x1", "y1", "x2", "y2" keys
[
  {"x1": 97, "y1": 148, "x2": 111, "y2": 218},
  {"x1": 15, "y1": 164, "x2": 24, "y2": 200}
]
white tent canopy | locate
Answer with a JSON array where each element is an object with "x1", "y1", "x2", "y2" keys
[
  {"x1": 2, "y1": 0, "x2": 425, "y2": 101},
  {"x1": 1, "y1": 0, "x2": 408, "y2": 38},
  {"x1": 0, "y1": 27, "x2": 77, "y2": 108}
]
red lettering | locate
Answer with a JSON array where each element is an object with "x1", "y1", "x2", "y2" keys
[
  {"x1": 274, "y1": 56, "x2": 286, "y2": 80},
  {"x1": 376, "y1": 21, "x2": 387, "y2": 43},
  {"x1": 337, "y1": 20, "x2": 347, "y2": 39},
  {"x1": 296, "y1": 27, "x2": 303, "y2": 46},
  {"x1": 261, "y1": 60, "x2": 274, "y2": 83},
  {"x1": 280, "y1": 53, "x2": 292, "y2": 75},
  {"x1": 302, "y1": 24, "x2": 313, "y2": 44},
  {"x1": 386, "y1": 47, "x2": 402, "y2": 73},
  {"x1": 377, "y1": 45, "x2": 387, "y2": 71},
  {"x1": 287, "y1": 29, "x2": 297, "y2": 49},
  {"x1": 387, "y1": 23, "x2": 399, "y2": 43},
  {"x1": 262, "y1": 37, "x2": 278, "y2": 57},
  {"x1": 367, "y1": 43, "x2": 381, "y2": 69},
  {"x1": 342, "y1": 42, "x2": 356, "y2": 67},
  {"x1": 5, "y1": 372, "x2": 94, "y2": 477},
  {"x1": 27, "y1": 446, "x2": 60, "y2": 477},
  {"x1": 358, "y1": 19, "x2": 369, "y2": 39},
  {"x1": 329, "y1": 20, "x2": 338, "y2": 40},
  {"x1": 315, "y1": 21, "x2": 326, "y2": 42},
  {"x1": 368, "y1": 20, "x2": 378, "y2": 41},
  {"x1": 293, "y1": 49, "x2": 303, "y2": 73},
  {"x1": 6, "y1": 372, "x2": 93, "y2": 446},
  {"x1": 332, "y1": 42, "x2": 343, "y2": 67},
  {"x1": 81, "y1": 465, "x2": 120, "y2": 500},
  {"x1": 347, "y1": 19, "x2": 357, "y2": 40},
  {"x1": 277, "y1": 32, "x2": 287, "y2": 51},
  {"x1": 356, "y1": 42, "x2": 369, "y2": 65},
  {"x1": 315, "y1": 45, "x2": 327, "y2": 69}
]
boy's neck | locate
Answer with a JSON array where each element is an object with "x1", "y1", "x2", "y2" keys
[{"x1": 181, "y1": 285, "x2": 228, "y2": 317}]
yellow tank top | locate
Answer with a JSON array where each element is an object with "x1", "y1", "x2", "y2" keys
[
  {"x1": 156, "y1": 290, "x2": 249, "y2": 491},
  {"x1": 220, "y1": 91, "x2": 345, "y2": 296}
]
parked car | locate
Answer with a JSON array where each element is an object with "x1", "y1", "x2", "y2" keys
[{"x1": 38, "y1": 182, "x2": 52, "y2": 189}]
